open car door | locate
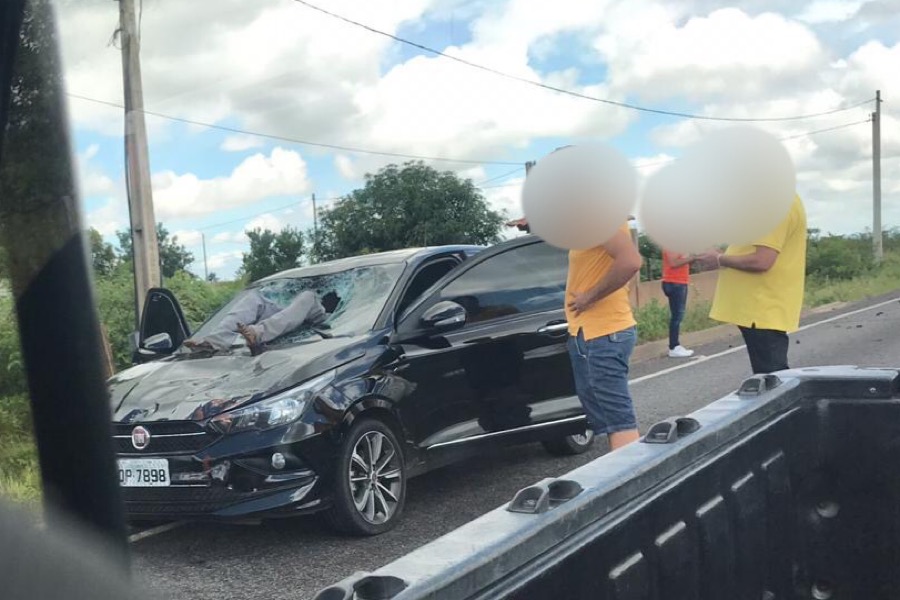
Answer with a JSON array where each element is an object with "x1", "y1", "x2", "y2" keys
[{"x1": 133, "y1": 288, "x2": 191, "y2": 364}]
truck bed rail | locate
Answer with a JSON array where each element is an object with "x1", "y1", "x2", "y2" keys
[{"x1": 314, "y1": 366, "x2": 900, "y2": 600}]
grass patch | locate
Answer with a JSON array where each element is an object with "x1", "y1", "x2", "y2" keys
[
  {"x1": 805, "y1": 253, "x2": 900, "y2": 308},
  {"x1": 635, "y1": 299, "x2": 717, "y2": 343},
  {"x1": 0, "y1": 394, "x2": 41, "y2": 505},
  {"x1": 636, "y1": 253, "x2": 900, "y2": 345}
]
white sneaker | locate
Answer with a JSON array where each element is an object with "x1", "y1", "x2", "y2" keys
[{"x1": 668, "y1": 345, "x2": 694, "y2": 358}]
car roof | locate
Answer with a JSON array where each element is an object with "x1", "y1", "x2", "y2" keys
[{"x1": 254, "y1": 244, "x2": 485, "y2": 284}]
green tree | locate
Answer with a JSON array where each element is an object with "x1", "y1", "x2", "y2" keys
[
  {"x1": 116, "y1": 222, "x2": 194, "y2": 278},
  {"x1": 240, "y1": 226, "x2": 305, "y2": 282},
  {"x1": 87, "y1": 227, "x2": 117, "y2": 276},
  {"x1": 311, "y1": 161, "x2": 505, "y2": 261},
  {"x1": 637, "y1": 233, "x2": 662, "y2": 281}
]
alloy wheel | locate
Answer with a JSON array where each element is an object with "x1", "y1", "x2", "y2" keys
[
  {"x1": 348, "y1": 430, "x2": 403, "y2": 525},
  {"x1": 570, "y1": 430, "x2": 595, "y2": 446}
]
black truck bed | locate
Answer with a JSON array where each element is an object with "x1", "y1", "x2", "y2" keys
[{"x1": 314, "y1": 366, "x2": 900, "y2": 600}]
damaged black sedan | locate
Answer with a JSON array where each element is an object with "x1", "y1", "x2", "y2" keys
[{"x1": 110, "y1": 237, "x2": 592, "y2": 535}]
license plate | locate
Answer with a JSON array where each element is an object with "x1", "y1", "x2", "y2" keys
[{"x1": 117, "y1": 458, "x2": 170, "y2": 487}]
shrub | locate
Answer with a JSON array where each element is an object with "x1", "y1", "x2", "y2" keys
[
  {"x1": 806, "y1": 234, "x2": 875, "y2": 281},
  {"x1": 0, "y1": 394, "x2": 40, "y2": 504}
]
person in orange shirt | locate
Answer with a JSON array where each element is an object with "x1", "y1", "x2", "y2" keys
[
  {"x1": 661, "y1": 250, "x2": 695, "y2": 358},
  {"x1": 566, "y1": 223, "x2": 644, "y2": 450}
]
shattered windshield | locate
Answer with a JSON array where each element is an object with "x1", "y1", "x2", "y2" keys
[{"x1": 188, "y1": 263, "x2": 404, "y2": 349}]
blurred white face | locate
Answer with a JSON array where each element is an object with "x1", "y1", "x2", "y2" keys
[
  {"x1": 521, "y1": 143, "x2": 637, "y2": 250},
  {"x1": 640, "y1": 126, "x2": 796, "y2": 254}
]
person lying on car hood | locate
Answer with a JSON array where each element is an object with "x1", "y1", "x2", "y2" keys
[{"x1": 185, "y1": 290, "x2": 340, "y2": 355}]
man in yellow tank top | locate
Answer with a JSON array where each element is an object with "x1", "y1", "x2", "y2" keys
[
  {"x1": 565, "y1": 222, "x2": 643, "y2": 450},
  {"x1": 698, "y1": 194, "x2": 807, "y2": 373}
]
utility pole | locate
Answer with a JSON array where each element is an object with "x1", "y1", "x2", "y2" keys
[
  {"x1": 201, "y1": 233, "x2": 209, "y2": 281},
  {"x1": 628, "y1": 216, "x2": 641, "y2": 308},
  {"x1": 312, "y1": 192, "x2": 318, "y2": 237},
  {"x1": 311, "y1": 192, "x2": 317, "y2": 264},
  {"x1": 873, "y1": 89, "x2": 883, "y2": 263},
  {"x1": 518, "y1": 161, "x2": 536, "y2": 234},
  {"x1": 119, "y1": 0, "x2": 160, "y2": 327}
]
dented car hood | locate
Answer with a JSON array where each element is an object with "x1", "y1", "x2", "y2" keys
[{"x1": 108, "y1": 336, "x2": 367, "y2": 423}]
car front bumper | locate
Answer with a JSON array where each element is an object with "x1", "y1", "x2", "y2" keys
[
  {"x1": 115, "y1": 422, "x2": 336, "y2": 520},
  {"x1": 120, "y1": 471, "x2": 325, "y2": 520}
]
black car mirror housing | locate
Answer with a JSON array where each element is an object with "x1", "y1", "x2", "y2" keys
[
  {"x1": 141, "y1": 332, "x2": 174, "y2": 353},
  {"x1": 421, "y1": 301, "x2": 467, "y2": 332}
]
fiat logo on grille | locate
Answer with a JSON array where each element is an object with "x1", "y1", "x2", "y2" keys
[{"x1": 131, "y1": 426, "x2": 151, "y2": 450}]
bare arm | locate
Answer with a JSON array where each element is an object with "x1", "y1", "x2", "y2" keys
[
  {"x1": 568, "y1": 229, "x2": 642, "y2": 315},
  {"x1": 718, "y1": 246, "x2": 778, "y2": 273},
  {"x1": 667, "y1": 252, "x2": 693, "y2": 268}
]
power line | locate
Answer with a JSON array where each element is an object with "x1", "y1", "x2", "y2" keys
[
  {"x1": 778, "y1": 118, "x2": 872, "y2": 141},
  {"x1": 67, "y1": 93, "x2": 523, "y2": 166},
  {"x1": 197, "y1": 198, "x2": 328, "y2": 233},
  {"x1": 291, "y1": 0, "x2": 874, "y2": 123},
  {"x1": 480, "y1": 118, "x2": 872, "y2": 190},
  {"x1": 475, "y1": 167, "x2": 524, "y2": 186}
]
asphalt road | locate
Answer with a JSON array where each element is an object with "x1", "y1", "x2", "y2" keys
[{"x1": 132, "y1": 292, "x2": 900, "y2": 600}]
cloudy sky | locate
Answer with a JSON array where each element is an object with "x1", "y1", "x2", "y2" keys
[{"x1": 54, "y1": 0, "x2": 898, "y2": 279}]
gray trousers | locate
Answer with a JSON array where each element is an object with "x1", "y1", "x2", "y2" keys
[{"x1": 196, "y1": 290, "x2": 326, "y2": 350}]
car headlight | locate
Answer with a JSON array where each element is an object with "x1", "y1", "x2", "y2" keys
[{"x1": 210, "y1": 370, "x2": 336, "y2": 434}]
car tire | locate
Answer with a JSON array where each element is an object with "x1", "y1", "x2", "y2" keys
[
  {"x1": 327, "y1": 417, "x2": 407, "y2": 536},
  {"x1": 541, "y1": 429, "x2": 595, "y2": 456}
]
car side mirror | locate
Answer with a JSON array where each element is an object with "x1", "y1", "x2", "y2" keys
[
  {"x1": 421, "y1": 301, "x2": 467, "y2": 332},
  {"x1": 141, "y1": 332, "x2": 173, "y2": 353}
]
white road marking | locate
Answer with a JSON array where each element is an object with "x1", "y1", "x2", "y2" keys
[
  {"x1": 128, "y1": 521, "x2": 185, "y2": 543},
  {"x1": 630, "y1": 295, "x2": 900, "y2": 385}
]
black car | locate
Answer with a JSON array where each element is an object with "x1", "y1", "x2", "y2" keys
[{"x1": 110, "y1": 236, "x2": 593, "y2": 535}]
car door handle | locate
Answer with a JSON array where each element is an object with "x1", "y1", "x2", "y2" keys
[{"x1": 537, "y1": 322, "x2": 569, "y2": 335}]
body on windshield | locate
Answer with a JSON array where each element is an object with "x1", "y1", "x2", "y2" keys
[{"x1": 184, "y1": 263, "x2": 404, "y2": 354}]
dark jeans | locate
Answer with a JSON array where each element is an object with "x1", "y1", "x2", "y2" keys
[
  {"x1": 739, "y1": 326, "x2": 789, "y2": 374},
  {"x1": 662, "y1": 282, "x2": 688, "y2": 350}
]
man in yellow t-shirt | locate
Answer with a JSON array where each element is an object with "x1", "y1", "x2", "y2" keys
[
  {"x1": 699, "y1": 194, "x2": 807, "y2": 374},
  {"x1": 565, "y1": 222, "x2": 643, "y2": 450}
]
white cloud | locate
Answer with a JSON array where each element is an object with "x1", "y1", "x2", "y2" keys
[
  {"x1": 244, "y1": 213, "x2": 287, "y2": 233},
  {"x1": 85, "y1": 198, "x2": 127, "y2": 237},
  {"x1": 76, "y1": 144, "x2": 118, "y2": 197},
  {"x1": 206, "y1": 250, "x2": 245, "y2": 270},
  {"x1": 798, "y1": 0, "x2": 863, "y2": 23},
  {"x1": 56, "y1": 0, "x2": 431, "y2": 140},
  {"x1": 212, "y1": 231, "x2": 247, "y2": 243},
  {"x1": 482, "y1": 177, "x2": 524, "y2": 220},
  {"x1": 171, "y1": 230, "x2": 203, "y2": 246},
  {"x1": 334, "y1": 154, "x2": 359, "y2": 181},
  {"x1": 853, "y1": 0, "x2": 900, "y2": 24},
  {"x1": 152, "y1": 148, "x2": 311, "y2": 219},
  {"x1": 458, "y1": 165, "x2": 488, "y2": 183},
  {"x1": 355, "y1": 51, "x2": 632, "y2": 162},
  {"x1": 220, "y1": 134, "x2": 266, "y2": 152},
  {"x1": 596, "y1": 7, "x2": 826, "y2": 102},
  {"x1": 57, "y1": 0, "x2": 633, "y2": 167}
]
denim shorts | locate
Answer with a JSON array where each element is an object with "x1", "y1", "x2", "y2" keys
[{"x1": 567, "y1": 326, "x2": 638, "y2": 435}]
